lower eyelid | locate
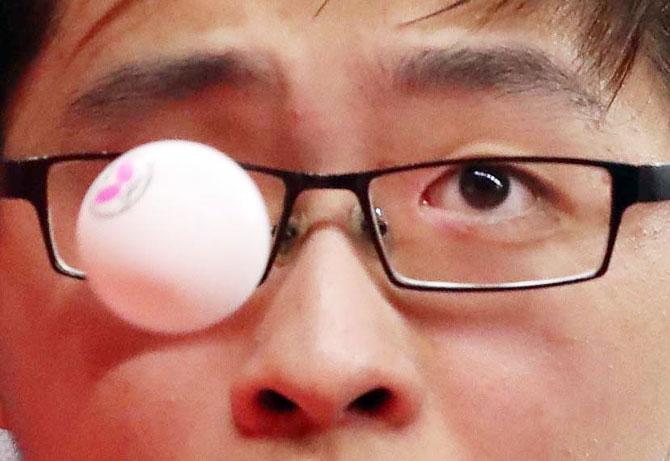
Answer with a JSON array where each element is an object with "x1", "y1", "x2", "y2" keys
[
  {"x1": 419, "y1": 203, "x2": 526, "y2": 227},
  {"x1": 418, "y1": 200, "x2": 563, "y2": 243}
]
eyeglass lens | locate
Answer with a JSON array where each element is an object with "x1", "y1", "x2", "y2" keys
[
  {"x1": 46, "y1": 160, "x2": 288, "y2": 274},
  {"x1": 368, "y1": 160, "x2": 613, "y2": 287}
]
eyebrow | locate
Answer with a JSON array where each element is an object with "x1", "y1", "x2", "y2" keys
[
  {"x1": 395, "y1": 46, "x2": 605, "y2": 113},
  {"x1": 65, "y1": 51, "x2": 276, "y2": 124}
]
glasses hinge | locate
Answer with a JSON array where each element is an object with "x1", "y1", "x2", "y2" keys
[{"x1": 638, "y1": 164, "x2": 670, "y2": 202}]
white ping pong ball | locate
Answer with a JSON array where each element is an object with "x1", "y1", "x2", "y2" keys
[{"x1": 76, "y1": 140, "x2": 271, "y2": 334}]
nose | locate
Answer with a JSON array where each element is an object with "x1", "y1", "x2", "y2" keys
[{"x1": 230, "y1": 227, "x2": 423, "y2": 438}]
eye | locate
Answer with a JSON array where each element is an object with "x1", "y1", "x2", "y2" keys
[
  {"x1": 458, "y1": 165, "x2": 511, "y2": 210},
  {"x1": 422, "y1": 163, "x2": 537, "y2": 222}
]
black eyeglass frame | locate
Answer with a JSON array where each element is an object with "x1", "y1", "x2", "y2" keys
[{"x1": 1, "y1": 153, "x2": 669, "y2": 291}]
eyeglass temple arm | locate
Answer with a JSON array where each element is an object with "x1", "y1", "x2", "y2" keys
[
  {"x1": 0, "y1": 161, "x2": 32, "y2": 200},
  {"x1": 638, "y1": 164, "x2": 670, "y2": 203}
]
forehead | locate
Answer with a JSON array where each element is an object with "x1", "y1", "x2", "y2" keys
[{"x1": 56, "y1": 0, "x2": 568, "y2": 56}]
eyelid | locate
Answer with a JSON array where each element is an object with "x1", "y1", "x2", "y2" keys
[
  {"x1": 501, "y1": 163, "x2": 579, "y2": 214},
  {"x1": 492, "y1": 163, "x2": 559, "y2": 205}
]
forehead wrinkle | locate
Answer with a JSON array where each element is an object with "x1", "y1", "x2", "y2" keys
[
  {"x1": 314, "y1": 0, "x2": 332, "y2": 18},
  {"x1": 67, "y1": 0, "x2": 144, "y2": 64},
  {"x1": 397, "y1": 0, "x2": 471, "y2": 28}
]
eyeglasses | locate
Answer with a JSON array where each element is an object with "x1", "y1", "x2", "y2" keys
[{"x1": 1, "y1": 153, "x2": 669, "y2": 291}]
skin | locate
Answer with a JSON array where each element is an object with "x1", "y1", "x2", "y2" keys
[{"x1": 1, "y1": 0, "x2": 670, "y2": 459}]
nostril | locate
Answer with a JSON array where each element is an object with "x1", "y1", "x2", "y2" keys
[
  {"x1": 257, "y1": 389, "x2": 299, "y2": 414},
  {"x1": 233, "y1": 382, "x2": 417, "y2": 438},
  {"x1": 348, "y1": 387, "x2": 393, "y2": 415}
]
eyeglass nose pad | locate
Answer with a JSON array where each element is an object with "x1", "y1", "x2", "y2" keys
[
  {"x1": 361, "y1": 207, "x2": 389, "y2": 238},
  {"x1": 272, "y1": 220, "x2": 300, "y2": 254}
]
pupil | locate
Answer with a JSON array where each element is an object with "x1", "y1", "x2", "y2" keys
[{"x1": 459, "y1": 165, "x2": 510, "y2": 210}]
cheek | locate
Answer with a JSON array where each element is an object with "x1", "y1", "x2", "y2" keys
[
  {"x1": 417, "y1": 283, "x2": 668, "y2": 458},
  {"x1": 72, "y1": 343, "x2": 240, "y2": 459},
  {"x1": 0, "y1": 201, "x2": 62, "y2": 374},
  {"x1": 425, "y1": 322, "x2": 581, "y2": 457},
  {"x1": 618, "y1": 205, "x2": 670, "y2": 276},
  {"x1": 0, "y1": 201, "x2": 51, "y2": 289}
]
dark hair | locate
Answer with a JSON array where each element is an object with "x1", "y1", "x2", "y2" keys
[
  {"x1": 557, "y1": 1, "x2": 670, "y2": 95},
  {"x1": 0, "y1": 0, "x2": 56, "y2": 149},
  {"x1": 0, "y1": 0, "x2": 669, "y2": 150}
]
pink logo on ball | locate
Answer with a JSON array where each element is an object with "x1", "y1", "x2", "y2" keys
[
  {"x1": 94, "y1": 162, "x2": 135, "y2": 205},
  {"x1": 91, "y1": 158, "x2": 152, "y2": 217}
]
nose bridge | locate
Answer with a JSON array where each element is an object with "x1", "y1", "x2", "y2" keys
[
  {"x1": 268, "y1": 232, "x2": 374, "y2": 357},
  {"x1": 284, "y1": 179, "x2": 369, "y2": 240},
  {"x1": 272, "y1": 228, "x2": 392, "y2": 340}
]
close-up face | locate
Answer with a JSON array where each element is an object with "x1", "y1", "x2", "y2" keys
[{"x1": 1, "y1": 0, "x2": 670, "y2": 459}]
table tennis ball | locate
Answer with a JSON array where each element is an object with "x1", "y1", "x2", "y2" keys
[{"x1": 76, "y1": 140, "x2": 271, "y2": 334}]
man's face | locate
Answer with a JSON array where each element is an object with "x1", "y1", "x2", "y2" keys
[{"x1": 1, "y1": 0, "x2": 670, "y2": 459}]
